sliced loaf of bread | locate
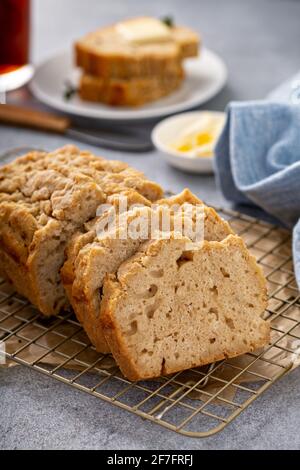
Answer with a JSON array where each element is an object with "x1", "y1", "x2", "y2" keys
[
  {"x1": 79, "y1": 69, "x2": 184, "y2": 106},
  {"x1": 75, "y1": 17, "x2": 199, "y2": 79},
  {"x1": 61, "y1": 189, "x2": 233, "y2": 353},
  {"x1": 61, "y1": 189, "x2": 153, "y2": 301},
  {"x1": 0, "y1": 146, "x2": 162, "y2": 315},
  {"x1": 101, "y1": 235, "x2": 269, "y2": 381}
]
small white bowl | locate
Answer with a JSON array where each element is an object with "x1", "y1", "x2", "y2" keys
[{"x1": 151, "y1": 111, "x2": 225, "y2": 174}]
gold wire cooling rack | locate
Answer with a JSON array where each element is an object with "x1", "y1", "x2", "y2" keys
[{"x1": 0, "y1": 207, "x2": 299, "y2": 438}]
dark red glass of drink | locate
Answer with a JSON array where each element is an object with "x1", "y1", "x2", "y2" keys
[{"x1": 0, "y1": 0, "x2": 32, "y2": 92}]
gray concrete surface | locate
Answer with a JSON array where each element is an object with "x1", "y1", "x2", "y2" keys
[{"x1": 1, "y1": 0, "x2": 300, "y2": 450}]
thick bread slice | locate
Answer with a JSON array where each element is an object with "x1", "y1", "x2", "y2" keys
[
  {"x1": 0, "y1": 169, "x2": 104, "y2": 315},
  {"x1": 75, "y1": 17, "x2": 199, "y2": 79},
  {"x1": 66, "y1": 206, "x2": 156, "y2": 353},
  {"x1": 61, "y1": 190, "x2": 152, "y2": 302},
  {"x1": 0, "y1": 146, "x2": 163, "y2": 316},
  {"x1": 171, "y1": 26, "x2": 199, "y2": 58},
  {"x1": 101, "y1": 235, "x2": 270, "y2": 381},
  {"x1": 62, "y1": 189, "x2": 233, "y2": 353},
  {"x1": 79, "y1": 70, "x2": 184, "y2": 106},
  {"x1": 66, "y1": 205, "x2": 188, "y2": 353}
]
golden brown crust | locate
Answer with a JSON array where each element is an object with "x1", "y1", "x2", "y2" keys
[
  {"x1": 157, "y1": 188, "x2": 203, "y2": 206},
  {"x1": 61, "y1": 230, "x2": 96, "y2": 299},
  {"x1": 0, "y1": 146, "x2": 163, "y2": 316},
  {"x1": 101, "y1": 274, "x2": 144, "y2": 380},
  {"x1": 0, "y1": 217, "x2": 74, "y2": 315}
]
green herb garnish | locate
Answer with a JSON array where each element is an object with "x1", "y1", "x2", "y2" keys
[
  {"x1": 161, "y1": 16, "x2": 174, "y2": 28},
  {"x1": 63, "y1": 81, "x2": 78, "y2": 101}
]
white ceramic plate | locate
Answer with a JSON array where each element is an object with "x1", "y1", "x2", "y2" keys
[
  {"x1": 152, "y1": 111, "x2": 226, "y2": 174},
  {"x1": 30, "y1": 49, "x2": 227, "y2": 121}
]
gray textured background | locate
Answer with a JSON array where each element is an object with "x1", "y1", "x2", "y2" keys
[{"x1": 1, "y1": 0, "x2": 300, "y2": 450}]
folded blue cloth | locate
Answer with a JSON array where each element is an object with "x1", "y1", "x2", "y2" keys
[{"x1": 214, "y1": 101, "x2": 300, "y2": 288}]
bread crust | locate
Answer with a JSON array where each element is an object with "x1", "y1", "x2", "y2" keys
[{"x1": 0, "y1": 146, "x2": 163, "y2": 315}]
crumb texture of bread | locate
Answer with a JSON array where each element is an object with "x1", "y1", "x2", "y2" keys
[
  {"x1": 101, "y1": 235, "x2": 269, "y2": 381},
  {"x1": 61, "y1": 189, "x2": 153, "y2": 296},
  {"x1": 0, "y1": 146, "x2": 163, "y2": 315},
  {"x1": 62, "y1": 189, "x2": 233, "y2": 354}
]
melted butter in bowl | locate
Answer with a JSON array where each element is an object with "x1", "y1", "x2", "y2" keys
[
  {"x1": 152, "y1": 111, "x2": 226, "y2": 174},
  {"x1": 170, "y1": 112, "x2": 225, "y2": 158}
]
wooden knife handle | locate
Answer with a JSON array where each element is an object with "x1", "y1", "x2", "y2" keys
[{"x1": 0, "y1": 104, "x2": 70, "y2": 134}]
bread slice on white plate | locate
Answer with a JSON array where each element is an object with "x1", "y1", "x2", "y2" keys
[
  {"x1": 101, "y1": 234, "x2": 269, "y2": 381},
  {"x1": 75, "y1": 17, "x2": 200, "y2": 79},
  {"x1": 79, "y1": 69, "x2": 184, "y2": 106}
]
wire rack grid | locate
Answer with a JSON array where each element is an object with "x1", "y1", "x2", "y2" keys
[{"x1": 0, "y1": 207, "x2": 299, "y2": 438}]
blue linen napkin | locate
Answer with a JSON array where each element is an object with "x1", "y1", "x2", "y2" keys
[{"x1": 214, "y1": 101, "x2": 300, "y2": 288}]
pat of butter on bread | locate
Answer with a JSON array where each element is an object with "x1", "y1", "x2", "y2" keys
[{"x1": 116, "y1": 17, "x2": 172, "y2": 45}]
